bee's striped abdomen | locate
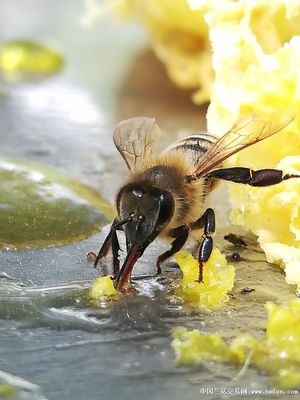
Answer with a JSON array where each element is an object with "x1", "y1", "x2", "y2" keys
[{"x1": 165, "y1": 134, "x2": 217, "y2": 167}]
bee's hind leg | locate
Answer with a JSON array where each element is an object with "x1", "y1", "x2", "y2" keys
[
  {"x1": 207, "y1": 167, "x2": 300, "y2": 186},
  {"x1": 190, "y1": 208, "x2": 215, "y2": 283},
  {"x1": 156, "y1": 225, "x2": 189, "y2": 275}
]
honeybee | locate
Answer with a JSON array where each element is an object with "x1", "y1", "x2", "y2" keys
[{"x1": 94, "y1": 112, "x2": 298, "y2": 290}]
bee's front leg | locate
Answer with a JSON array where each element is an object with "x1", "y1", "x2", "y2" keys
[
  {"x1": 93, "y1": 217, "x2": 127, "y2": 272},
  {"x1": 190, "y1": 208, "x2": 215, "y2": 283},
  {"x1": 156, "y1": 225, "x2": 189, "y2": 275},
  {"x1": 111, "y1": 230, "x2": 120, "y2": 278}
]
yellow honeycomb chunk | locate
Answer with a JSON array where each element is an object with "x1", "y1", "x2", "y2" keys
[{"x1": 175, "y1": 248, "x2": 235, "y2": 311}]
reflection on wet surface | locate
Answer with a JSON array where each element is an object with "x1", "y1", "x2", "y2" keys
[
  {"x1": 0, "y1": 1, "x2": 298, "y2": 399},
  {"x1": 0, "y1": 158, "x2": 111, "y2": 249}
]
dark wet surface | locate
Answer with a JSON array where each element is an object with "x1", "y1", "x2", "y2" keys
[{"x1": 0, "y1": 1, "x2": 297, "y2": 399}]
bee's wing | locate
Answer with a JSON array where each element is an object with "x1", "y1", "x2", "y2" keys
[
  {"x1": 193, "y1": 111, "x2": 294, "y2": 177},
  {"x1": 113, "y1": 117, "x2": 161, "y2": 170}
]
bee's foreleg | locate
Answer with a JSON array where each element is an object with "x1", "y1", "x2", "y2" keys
[
  {"x1": 111, "y1": 230, "x2": 120, "y2": 278},
  {"x1": 207, "y1": 167, "x2": 300, "y2": 187},
  {"x1": 94, "y1": 218, "x2": 121, "y2": 269},
  {"x1": 156, "y1": 225, "x2": 189, "y2": 275},
  {"x1": 190, "y1": 208, "x2": 215, "y2": 283}
]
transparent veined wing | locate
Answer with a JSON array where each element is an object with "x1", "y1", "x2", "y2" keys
[
  {"x1": 192, "y1": 111, "x2": 294, "y2": 178},
  {"x1": 113, "y1": 117, "x2": 161, "y2": 170}
]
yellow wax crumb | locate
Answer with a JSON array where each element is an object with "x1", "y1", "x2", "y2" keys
[
  {"x1": 89, "y1": 275, "x2": 118, "y2": 300},
  {"x1": 175, "y1": 248, "x2": 235, "y2": 311},
  {"x1": 0, "y1": 384, "x2": 16, "y2": 397},
  {"x1": 172, "y1": 300, "x2": 300, "y2": 389}
]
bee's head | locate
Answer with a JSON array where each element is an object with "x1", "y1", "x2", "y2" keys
[{"x1": 115, "y1": 183, "x2": 175, "y2": 288}]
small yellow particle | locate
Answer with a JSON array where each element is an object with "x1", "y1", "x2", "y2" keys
[
  {"x1": 89, "y1": 275, "x2": 118, "y2": 300},
  {"x1": 175, "y1": 248, "x2": 235, "y2": 310},
  {"x1": 0, "y1": 384, "x2": 16, "y2": 397}
]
